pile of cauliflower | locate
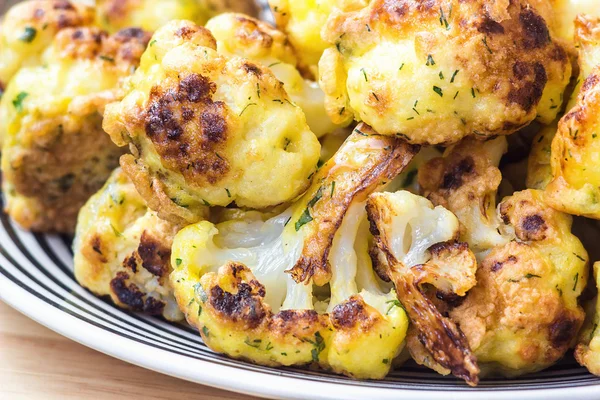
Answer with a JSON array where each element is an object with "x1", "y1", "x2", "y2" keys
[{"x1": 4, "y1": 0, "x2": 600, "y2": 385}]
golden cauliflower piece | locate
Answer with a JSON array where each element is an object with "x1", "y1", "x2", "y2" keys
[
  {"x1": 452, "y1": 190, "x2": 588, "y2": 376},
  {"x1": 74, "y1": 168, "x2": 183, "y2": 321},
  {"x1": 319, "y1": 0, "x2": 572, "y2": 145},
  {"x1": 95, "y1": 0, "x2": 259, "y2": 33},
  {"x1": 526, "y1": 123, "x2": 556, "y2": 190},
  {"x1": 0, "y1": 0, "x2": 94, "y2": 94},
  {"x1": 420, "y1": 139, "x2": 588, "y2": 376},
  {"x1": 206, "y1": 13, "x2": 340, "y2": 138},
  {"x1": 170, "y1": 125, "x2": 418, "y2": 379},
  {"x1": 103, "y1": 20, "x2": 321, "y2": 225},
  {"x1": 268, "y1": 0, "x2": 368, "y2": 77},
  {"x1": 1, "y1": 26, "x2": 151, "y2": 232},
  {"x1": 545, "y1": 16, "x2": 600, "y2": 218}
]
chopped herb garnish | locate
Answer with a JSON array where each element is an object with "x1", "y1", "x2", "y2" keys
[
  {"x1": 386, "y1": 299, "x2": 405, "y2": 315},
  {"x1": 202, "y1": 326, "x2": 209, "y2": 337},
  {"x1": 371, "y1": 92, "x2": 379, "y2": 101},
  {"x1": 99, "y1": 55, "x2": 115, "y2": 62},
  {"x1": 524, "y1": 273, "x2": 541, "y2": 279},
  {"x1": 573, "y1": 273, "x2": 579, "y2": 291},
  {"x1": 339, "y1": 106, "x2": 345, "y2": 115},
  {"x1": 556, "y1": 285, "x2": 563, "y2": 297},
  {"x1": 239, "y1": 103, "x2": 257, "y2": 116},
  {"x1": 361, "y1": 68, "x2": 368, "y2": 82},
  {"x1": 268, "y1": 61, "x2": 282, "y2": 68},
  {"x1": 110, "y1": 223, "x2": 123, "y2": 237},
  {"x1": 256, "y1": 82, "x2": 261, "y2": 99},
  {"x1": 450, "y1": 69, "x2": 459, "y2": 83},
  {"x1": 382, "y1": 358, "x2": 389, "y2": 364},
  {"x1": 225, "y1": 188, "x2": 231, "y2": 198},
  {"x1": 12, "y1": 92, "x2": 28, "y2": 112},
  {"x1": 194, "y1": 283, "x2": 208, "y2": 303},
  {"x1": 197, "y1": 305, "x2": 202, "y2": 316},
  {"x1": 295, "y1": 208, "x2": 313, "y2": 231},
  {"x1": 453, "y1": 91, "x2": 459, "y2": 100},
  {"x1": 244, "y1": 337, "x2": 261, "y2": 349},
  {"x1": 439, "y1": 71, "x2": 444, "y2": 80},
  {"x1": 433, "y1": 86, "x2": 443, "y2": 97},
  {"x1": 482, "y1": 36, "x2": 493, "y2": 54},
  {"x1": 284, "y1": 216, "x2": 292, "y2": 226},
  {"x1": 202, "y1": 199, "x2": 211, "y2": 207},
  {"x1": 471, "y1": 87, "x2": 476, "y2": 98},
  {"x1": 330, "y1": 181, "x2": 336, "y2": 197},
  {"x1": 19, "y1": 27, "x2": 37, "y2": 43},
  {"x1": 309, "y1": 332, "x2": 325, "y2": 362},
  {"x1": 307, "y1": 186, "x2": 324, "y2": 208},
  {"x1": 175, "y1": 258, "x2": 182, "y2": 266},
  {"x1": 266, "y1": 342, "x2": 274, "y2": 351},
  {"x1": 426, "y1": 54, "x2": 435, "y2": 66},
  {"x1": 149, "y1": 39, "x2": 157, "y2": 47},
  {"x1": 439, "y1": 6, "x2": 450, "y2": 29},
  {"x1": 573, "y1": 253, "x2": 586, "y2": 262},
  {"x1": 366, "y1": 24, "x2": 371, "y2": 32},
  {"x1": 399, "y1": 63, "x2": 405, "y2": 70}
]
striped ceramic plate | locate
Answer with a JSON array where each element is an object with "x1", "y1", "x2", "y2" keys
[{"x1": 1, "y1": 1, "x2": 599, "y2": 399}]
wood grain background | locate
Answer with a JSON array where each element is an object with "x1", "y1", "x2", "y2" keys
[{"x1": 0, "y1": 301, "x2": 262, "y2": 400}]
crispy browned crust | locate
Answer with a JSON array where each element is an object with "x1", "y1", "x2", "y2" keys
[
  {"x1": 321, "y1": 0, "x2": 570, "y2": 144},
  {"x1": 419, "y1": 137, "x2": 502, "y2": 219},
  {"x1": 366, "y1": 198, "x2": 479, "y2": 385},
  {"x1": 198, "y1": 262, "x2": 330, "y2": 344},
  {"x1": 287, "y1": 123, "x2": 420, "y2": 286}
]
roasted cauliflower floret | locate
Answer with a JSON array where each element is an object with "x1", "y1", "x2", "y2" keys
[
  {"x1": 420, "y1": 139, "x2": 588, "y2": 376},
  {"x1": 0, "y1": 0, "x2": 94, "y2": 94},
  {"x1": 268, "y1": 0, "x2": 368, "y2": 77},
  {"x1": 95, "y1": 0, "x2": 259, "y2": 33},
  {"x1": 366, "y1": 191, "x2": 479, "y2": 385},
  {"x1": 170, "y1": 125, "x2": 419, "y2": 379},
  {"x1": 575, "y1": 261, "x2": 600, "y2": 376},
  {"x1": 319, "y1": 0, "x2": 572, "y2": 145},
  {"x1": 451, "y1": 190, "x2": 588, "y2": 376},
  {"x1": 1, "y1": 26, "x2": 151, "y2": 232},
  {"x1": 420, "y1": 137, "x2": 509, "y2": 254},
  {"x1": 103, "y1": 20, "x2": 321, "y2": 224},
  {"x1": 206, "y1": 13, "x2": 340, "y2": 138},
  {"x1": 74, "y1": 168, "x2": 183, "y2": 321},
  {"x1": 545, "y1": 16, "x2": 600, "y2": 218}
]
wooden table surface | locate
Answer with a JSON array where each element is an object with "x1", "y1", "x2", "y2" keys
[{"x1": 0, "y1": 300, "x2": 262, "y2": 400}]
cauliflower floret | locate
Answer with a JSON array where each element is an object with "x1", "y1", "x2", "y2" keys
[
  {"x1": 103, "y1": 20, "x2": 321, "y2": 224},
  {"x1": 419, "y1": 139, "x2": 588, "y2": 376},
  {"x1": 0, "y1": 0, "x2": 94, "y2": 95},
  {"x1": 451, "y1": 190, "x2": 588, "y2": 376},
  {"x1": 366, "y1": 191, "x2": 479, "y2": 385},
  {"x1": 420, "y1": 137, "x2": 510, "y2": 254},
  {"x1": 318, "y1": 0, "x2": 572, "y2": 145},
  {"x1": 545, "y1": 16, "x2": 600, "y2": 218},
  {"x1": 268, "y1": 0, "x2": 369, "y2": 77},
  {"x1": 206, "y1": 13, "x2": 340, "y2": 138},
  {"x1": 170, "y1": 124, "x2": 418, "y2": 379},
  {"x1": 0, "y1": 26, "x2": 151, "y2": 232},
  {"x1": 74, "y1": 168, "x2": 183, "y2": 321},
  {"x1": 95, "y1": 0, "x2": 259, "y2": 33}
]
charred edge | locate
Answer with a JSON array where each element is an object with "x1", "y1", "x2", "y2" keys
[
  {"x1": 440, "y1": 157, "x2": 475, "y2": 190},
  {"x1": 209, "y1": 283, "x2": 267, "y2": 329},
  {"x1": 137, "y1": 231, "x2": 171, "y2": 278}
]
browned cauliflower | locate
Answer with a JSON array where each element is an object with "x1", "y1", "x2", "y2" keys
[
  {"x1": 419, "y1": 138, "x2": 589, "y2": 377},
  {"x1": 103, "y1": 20, "x2": 321, "y2": 225},
  {"x1": 0, "y1": 0, "x2": 94, "y2": 95},
  {"x1": 1, "y1": 26, "x2": 151, "y2": 232},
  {"x1": 318, "y1": 0, "x2": 572, "y2": 145},
  {"x1": 74, "y1": 168, "x2": 183, "y2": 321}
]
